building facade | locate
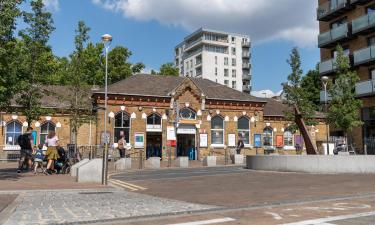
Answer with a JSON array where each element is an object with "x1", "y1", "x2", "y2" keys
[
  {"x1": 317, "y1": 0, "x2": 375, "y2": 153},
  {"x1": 175, "y1": 28, "x2": 252, "y2": 94},
  {"x1": 0, "y1": 75, "x2": 328, "y2": 160}
]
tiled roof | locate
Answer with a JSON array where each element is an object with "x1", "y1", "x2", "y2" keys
[
  {"x1": 96, "y1": 74, "x2": 266, "y2": 103},
  {"x1": 263, "y1": 98, "x2": 291, "y2": 117}
]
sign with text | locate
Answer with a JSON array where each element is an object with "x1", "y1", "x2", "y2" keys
[
  {"x1": 167, "y1": 140, "x2": 176, "y2": 147},
  {"x1": 199, "y1": 133, "x2": 208, "y2": 147},
  {"x1": 254, "y1": 134, "x2": 262, "y2": 148},
  {"x1": 134, "y1": 133, "x2": 144, "y2": 148},
  {"x1": 167, "y1": 126, "x2": 176, "y2": 140},
  {"x1": 228, "y1": 133, "x2": 236, "y2": 147}
]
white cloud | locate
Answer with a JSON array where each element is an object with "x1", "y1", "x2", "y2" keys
[
  {"x1": 43, "y1": 0, "x2": 60, "y2": 11},
  {"x1": 91, "y1": 0, "x2": 318, "y2": 48}
]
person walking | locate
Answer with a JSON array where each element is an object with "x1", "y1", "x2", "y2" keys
[
  {"x1": 117, "y1": 133, "x2": 126, "y2": 158},
  {"x1": 17, "y1": 127, "x2": 35, "y2": 173},
  {"x1": 45, "y1": 130, "x2": 59, "y2": 174}
]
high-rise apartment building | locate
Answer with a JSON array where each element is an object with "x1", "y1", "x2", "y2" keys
[
  {"x1": 175, "y1": 28, "x2": 252, "y2": 93},
  {"x1": 317, "y1": 0, "x2": 375, "y2": 153}
]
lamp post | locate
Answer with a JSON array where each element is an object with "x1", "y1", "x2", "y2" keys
[
  {"x1": 322, "y1": 76, "x2": 329, "y2": 155},
  {"x1": 101, "y1": 33, "x2": 112, "y2": 185}
]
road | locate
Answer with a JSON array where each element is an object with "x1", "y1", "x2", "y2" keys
[{"x1": 108, "y1": 166, "x2": 375, "y2": 225}]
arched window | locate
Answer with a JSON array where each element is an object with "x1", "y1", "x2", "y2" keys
[
  {"x1": 40, "y1": 122, "x2": 56, "y2": 144},
  {"x1": 114, "y1": 111, "x2": 130, "y2": 143},
  {"x1": 211, "y1": 116, "x2": 224, "y2": 145},
  {"x1": 147, "y1": 113, "x2": 162, "y2": 131},
  {"x1": 284, "y1": 129, "x2": 293, "y2": 147},
  {"x1": 238, "y1": 117, "x2": 250, "y2": 145},
  {"x1": 6, "y1": 121, "x2": 22, "y2": 145},
  {"x1": 263, "y1": 127, "x2": 273, "y2": 147},
  {"x1": 179, "y1": 108, "x2": 196, "y2": 120}
]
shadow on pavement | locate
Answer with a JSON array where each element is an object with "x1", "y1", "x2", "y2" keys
[{"x1": 0, "y1": 167, "x2": 22, "y2": 181}]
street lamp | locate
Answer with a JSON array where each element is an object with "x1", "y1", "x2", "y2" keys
[
  {"x1": 322, "y1": 76, "x2": 329, "y2": 155},
  {"x1": 101, "y1": 33, "x2": 112, "y2": 185}
]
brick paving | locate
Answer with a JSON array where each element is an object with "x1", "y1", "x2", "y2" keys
[{"x1": 2, "y1": 189, "x2": 217, "y2": 225}]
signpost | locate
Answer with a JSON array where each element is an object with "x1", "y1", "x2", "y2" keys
[{"x1": 254, "y1": 134, "x2": 262, "y2": 155}]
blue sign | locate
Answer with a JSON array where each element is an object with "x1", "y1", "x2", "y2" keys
[
  {"x1": 254, "y1": 134, "x2": 262, "y2": 148},
  {"x1": 31, "y1": 131, "x2": 37, "y2": 145}
]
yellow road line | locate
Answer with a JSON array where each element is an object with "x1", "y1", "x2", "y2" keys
[
  {"x1": 112, "y1": 179, "x2": 147, "y2": 190},
  {"x1": 109, "y1": 179, "x2": 138, "y2": 191}
]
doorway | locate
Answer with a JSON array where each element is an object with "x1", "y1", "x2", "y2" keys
[
  {"x1": 177, "y1": 134, "x2": 196, "y2": 159},
  {"x1": 146, "y1": 132, "x2": 162, "y2": 158}
]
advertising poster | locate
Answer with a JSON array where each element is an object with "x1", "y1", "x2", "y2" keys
[
  {"x1": 200, "y1": 133, "x2": 208, "y2": 147},
  {"x1": 167, "y1": 126, "x2": 176, "y2": 140},
  {"x1": 276, "y1": 135, "x2": 283, "y2": 148},
  {"x1": 228, "y1": 134, "x2": 236, "y2": 147},
  {"x1": 295, "y1": 135, "x2": 303, "y2": 149},
  {"x1": 254, "y1": 134, "x2": 262, "y2": 148},
  {"x1": 134, "y1": 133, "x2": 144, "y2": 148}
]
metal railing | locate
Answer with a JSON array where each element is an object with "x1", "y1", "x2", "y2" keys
[
  {"x1": 352, "y1": 12, "x2": 375, "y2": 34},
  {"x1": 353, "y1": 45, "x2": 375, "y2": 65},
  {"x1": 318, "y1": 23, "x2": 349, "y2": 47},
  {"x1": 355, "y1": 79, "x2": 375, "y2": 96},
  {"x1": 319, "y1": 58, "x2": 336, "y2": 75},
  {"x1": 317, "y1": 0, "x2": 347, "y2": 20}
]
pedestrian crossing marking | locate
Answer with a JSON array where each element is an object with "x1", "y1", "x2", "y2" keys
[{"x1": 109, "y1": 179, "x2": 147, "y2": 191}]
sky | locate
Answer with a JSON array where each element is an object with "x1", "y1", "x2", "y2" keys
[{"x1": 33, "y1": 0, "x2": 320, "y2": 92}]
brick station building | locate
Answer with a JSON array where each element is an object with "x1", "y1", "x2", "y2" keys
[
  {"x1": 0, "y1": 74, "x2": 328, "y2": 160},
  {"x1": 92, "y1": 74, "x2": 328, "y2": 159}
]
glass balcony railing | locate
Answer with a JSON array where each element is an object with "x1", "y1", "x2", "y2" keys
[
  {"x1": 242, "y1": 52, "x2": 250, "y2": 57},
  {"x1": 351, "y1": 0, "x2": 372, "y2": 5},
  {"x1": 242, "y1": 41, "x2": 250, "y2": 47},
  {"x1": 319, "y1": 58, "x2": 336, "y2": 75},
  {"x1": 185, "y1": 37, "x2": 203, "y2": 50},
  {"x1": 243, "y1": 85, "x2": 250, "y2": 92},
  {"x1": 320, "y1": 90, "x2": 332, "y2": 102},
  {"x1": 352, "y1": 13, "x2": 375, "y2": 34},
  {"x1": 356, "y1": 80, "x2": 375, "y2": 96},
  {"x1": 242, "y1": 63, "x2": 250, "y2": 69},
  {"x1": 317, "y1": 0, "x2": 347, "y2": 20},
  {"x1": 242, "y1": 74, "x2": 251, "y2": 80},
  {"x1": 318, "y1": 23, "x2": 349, "y2": 47},
  {"x1": 353, "y1": 45, "x2": 375, "y2": 65}
]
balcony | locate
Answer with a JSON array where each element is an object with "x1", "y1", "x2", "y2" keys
[
  {"x1": 242, "y1": 74, "x2": 251, "y2": 81},
  {"x1": 353, "y1": 45, "x2": 375, "y2": 66},
  {"x1": 356, "y1": 80, "x2": 375, "y2": 97},
  {"x1": 242, "y1": 63, "x2": 250, "y2": 69},
  {"x1": 317, "y1": 0, "x2": 350, "y2": 21},
  {"x1": 318, "y1": 23, "x2": 350, "y2": 48},
  {"x1": 352, "y1": 13, "x2": 375, "y2": 35},
  {"x1": 351, "y1": 0, "x2": 372, "y2": 5},
  {"x1": 320, "y1": 91, "x2": 332, "y2": 103},
  {"x1": 243, "y1": 85, "x2": 250, "y2": 92},
  {"x1": 184, "y1": 37, "x2": 203, "y2": 51},
  {"x1": 319, "y1": 58, "x2": 336, "y2": 75},
  {"x1": 242, "y1": 41, "x2": 250, "y2": 47},
  {"x1": 242, "y1": 52, "x2": 250, "y2": 58}
]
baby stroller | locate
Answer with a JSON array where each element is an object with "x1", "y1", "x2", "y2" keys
[{"x1": 54, "y1": 147, "x2": 71, "y2": 174}]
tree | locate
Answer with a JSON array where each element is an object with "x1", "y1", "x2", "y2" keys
[
  {"x1": 282, "y1": 47, "x2": 316, "y2": 131},
  {"x1": 327, "y1": 46, "x2": 363, "y2": 148},
  {"x1": 15, "y1": 0, "x2": 56, "y2": 126},
  {"x1": 63, "y1": 21, "x2": 94, "y2": 145},
  {"x1": 301, "y1": 66, "x2": 321, "y2": 110},
  {"x1": 157, "y1": 62, "x2": 179, "y2": 76},
  {"x1": 0, "y1": 0, "x2": 22, "y2": 112}
]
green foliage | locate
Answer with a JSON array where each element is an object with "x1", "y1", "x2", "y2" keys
[
  {"x1": 283, "y1": 47, "x2": 316, "y2": 132},
  {"x1": 0, "y1": 0, "x2": 22, "y2": 111},
  {"x1": 15, "y1": 0, "x2": 56, "y2": 125},
  {"x1": 301, "y1": 66, "x2": 321, "y2": 110},
  {"x1": 327, "y1": 46, "x2": 363, "y2": 135},
  {"x1": 157, "y1": 62, "x2": 179, "y2": 76}
]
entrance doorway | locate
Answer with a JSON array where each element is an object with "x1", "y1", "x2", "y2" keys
[
  {"x1": 177, "y1": 134, "x2": 196, "y2": 159},
  {"x1": 146, "y1": 132, "x2": 162, "y2": 158}
]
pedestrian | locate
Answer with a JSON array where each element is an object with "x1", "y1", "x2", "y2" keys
[
  {"x1": 236, "y1": 133, "x2": 245, "y2": 155},
  {"x1": 117, "y1": 133, "x2": 126, "y2": 158},
  {"x1": 17, "y1": 127, "x2": 35, "y2": 173},
  {"x1": 45, "y1": 130, "x2": 59, "y2": 174}
]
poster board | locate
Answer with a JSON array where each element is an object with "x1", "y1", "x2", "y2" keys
[
  {"x1": 200, "y1": 133, "x2": 208, "y2": 147},
  {"x1": 276, "y1": 135, "x2": 283, "y2": 148},
  {"x1": 101, "y1": 131, "x2": 110, "y2": 145},
  {"x1": 134, "y1": 133, "x2": 144, "y2": 148},
  {"x1": 228, "y1": 134, "x2": 236, "y2": 147},
  {"x1": 167, "y1": 126, "x2": 176, "y2": 140},
  {"x1": 295, "y1": 135, "x2": 304, "y2": 149},
  {"x1": 254, "y1": 134, "x2": 262, "y2": 148}
]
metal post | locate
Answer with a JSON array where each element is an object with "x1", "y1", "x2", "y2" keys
[
  {"x1": 102, "y1": 44, "x2": 110, "y2": 185},
  {"x1": 324, "y1": 83, "x2": 329, "y2": 155}
]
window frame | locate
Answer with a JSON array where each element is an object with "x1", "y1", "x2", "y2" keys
[
  {"x1": 40, "y1": 121, "x2": 56, "y2": 145},
  {"x1": 263, "y1": 127, "x2": 273, "y2": 148},
  {"x1": 5, "y1": 120, "x2": 22, "y2": 146},
  {"x1": 114, "y1": 111, "x2": 131, "y2": 144},
  {"x1": 237, "y1": 116, "x2": 250, "y2": 146},
  {"x1": 283, "y1": 129, "x2": 294, "y2": 149},
  {"x1": 211, "y1": 116, "x2": 224, "y2": 146}
]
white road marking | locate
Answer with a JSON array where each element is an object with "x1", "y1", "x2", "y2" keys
[
  {"x1": 265, "y1": 212, "x2": 283, "y2": 220},
  {"x1": 167, "y1": 217, "x2": 236, "y2": 225},
  {"x1": 279, "y1": 211, "x2": 375, "y2": 225}
]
